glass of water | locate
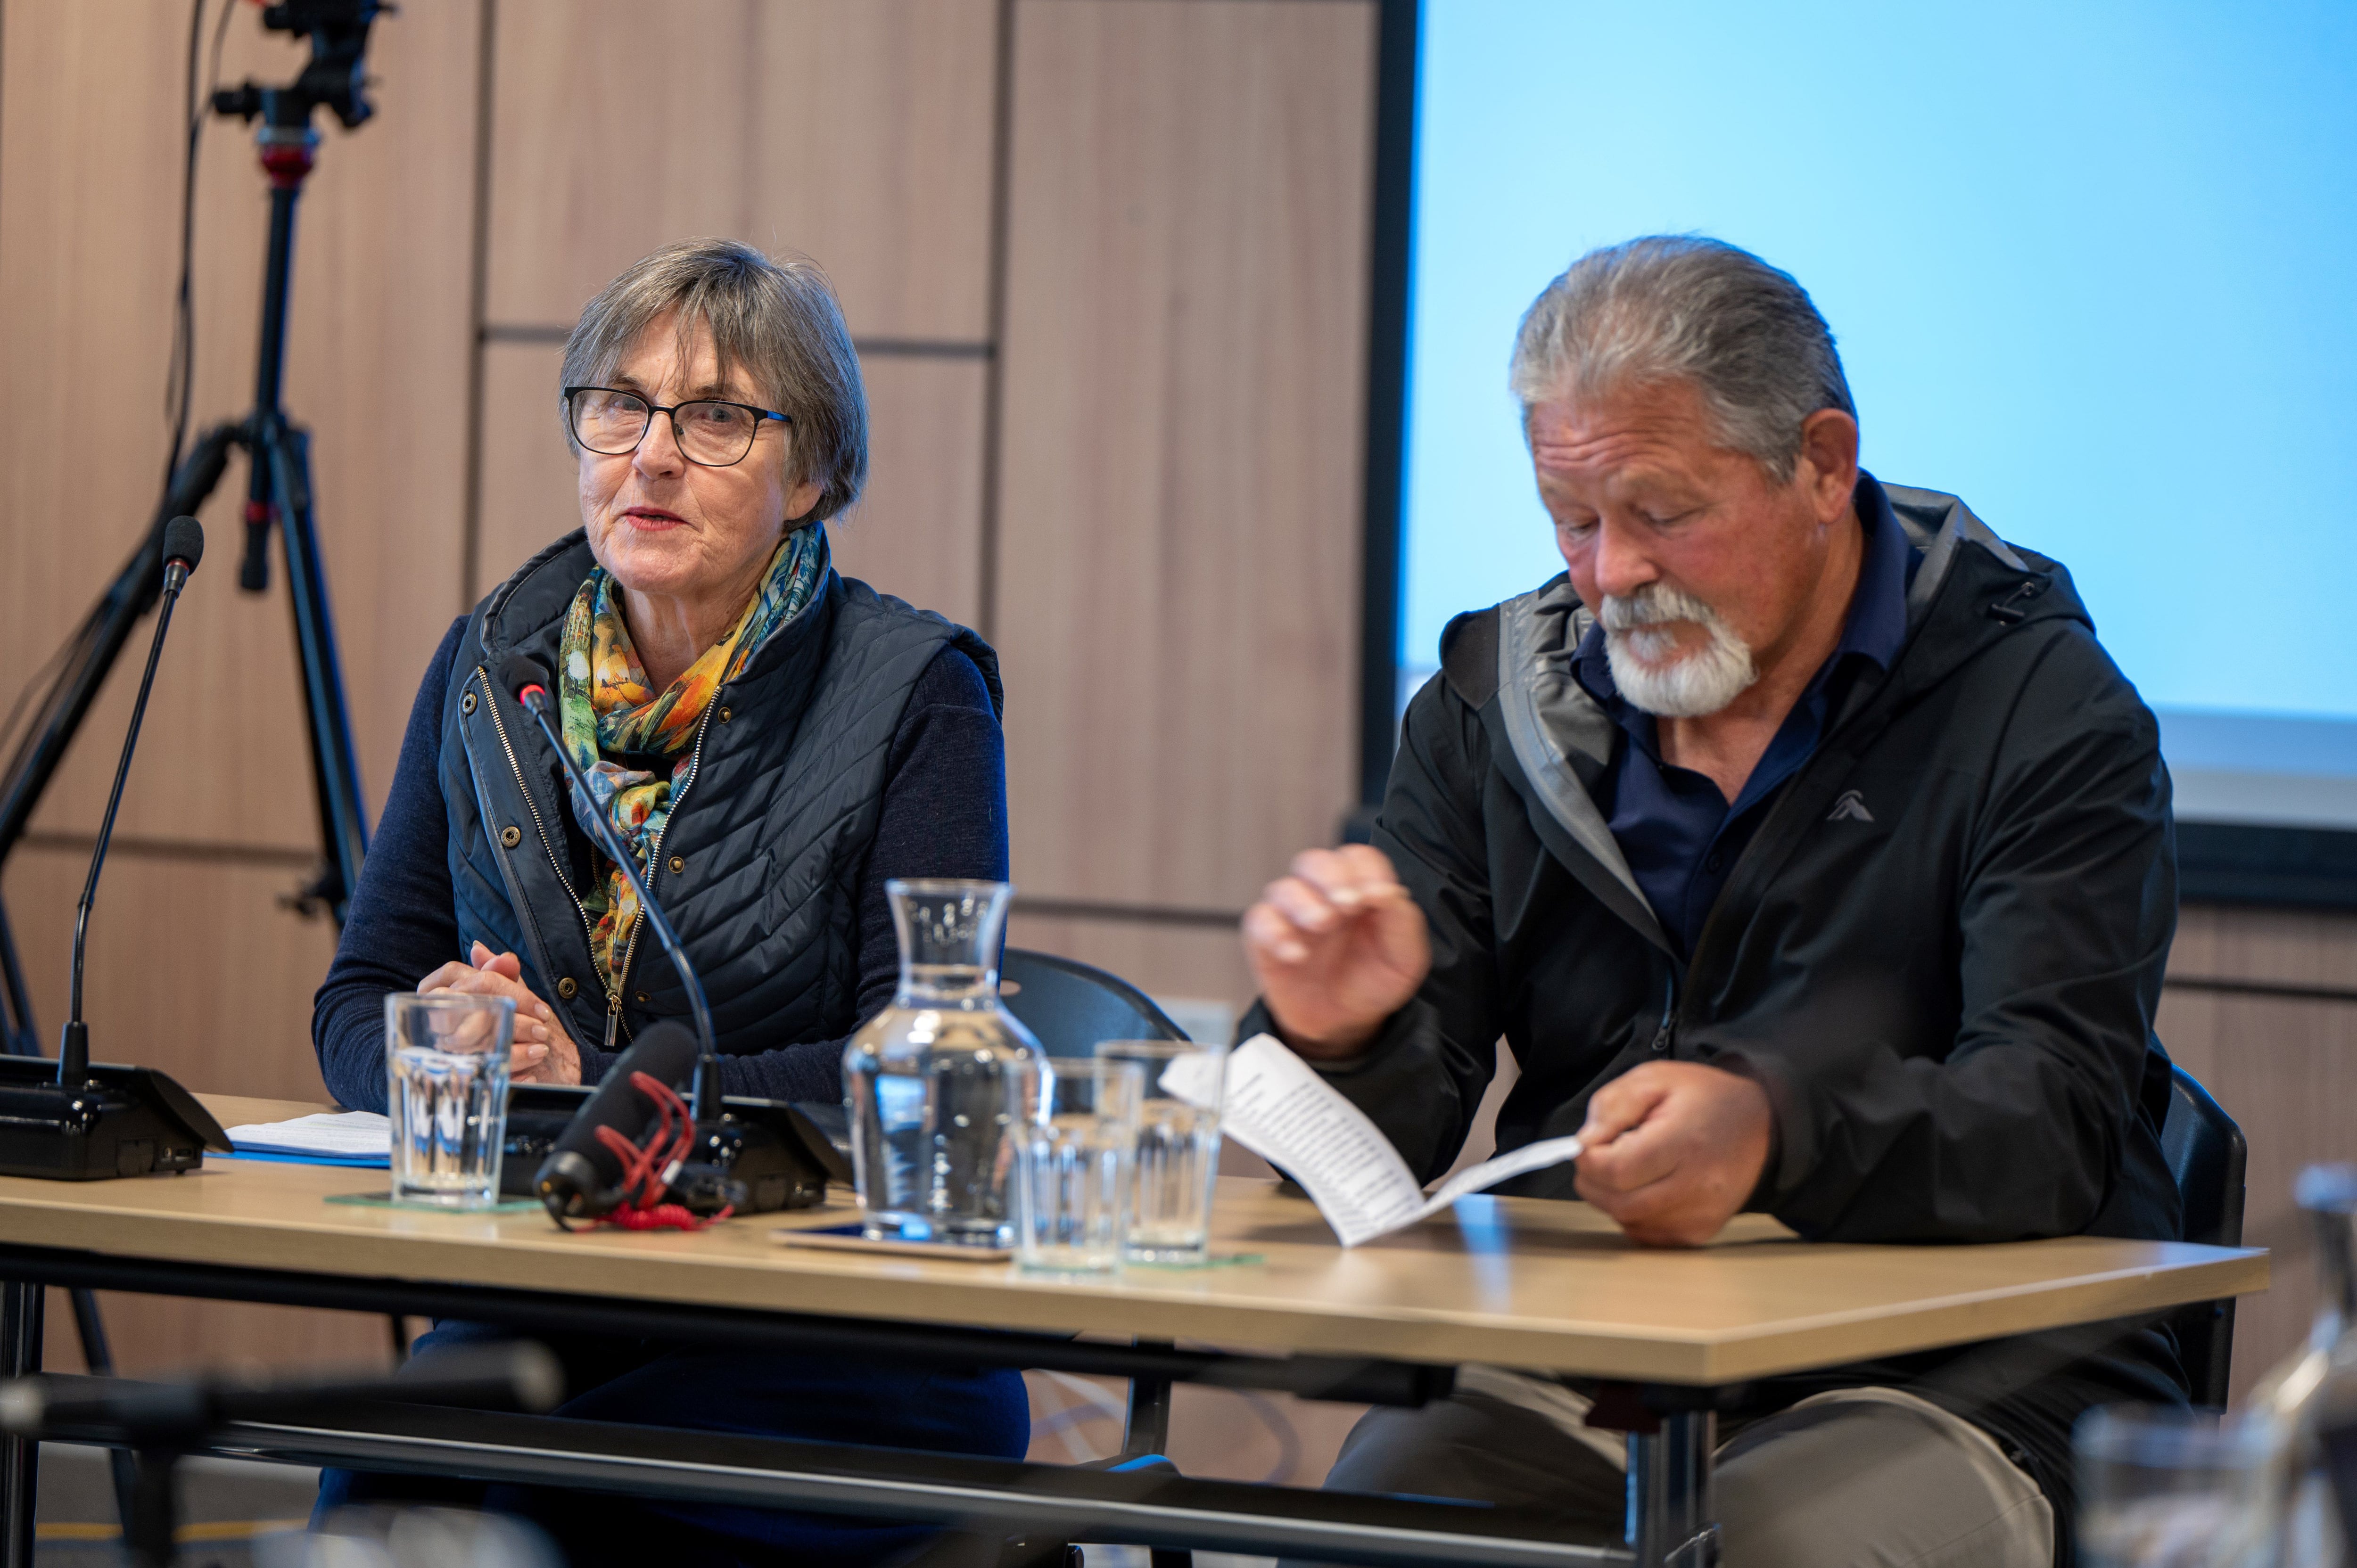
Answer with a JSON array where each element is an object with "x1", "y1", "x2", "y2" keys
[
  {"x1": 386, "y1": 993, "x2": 516, "y2": 1209},
  {"x1": 2076, "y1": 1406, "x2": 2276, "y2": 1567},
  {"x1": 1014, "y1": 1058, "x2": 1145, "y2": 1273},
  {"x1": 1096, "y1": 1040, "x2": 1228, "y2": 1265}
]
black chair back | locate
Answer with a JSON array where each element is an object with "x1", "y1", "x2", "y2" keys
[
  {"x1": 2159, "y1": 1062, "x2": 2248, "y2": 1407},
  {"x1": 1000, "y1": 948, "x2": 1188, "y2": 1057}
]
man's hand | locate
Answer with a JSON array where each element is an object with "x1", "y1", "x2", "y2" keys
[
  {"x1": 1242, "y1": 846, "x2": 1431, "y2": 1059},
  {"x1": 417, "y1": 941, "x2": 584, "y2": 1086},
  {"x1": 1574, "y1": 1062, "x2": 1773, "y2": 1247}
]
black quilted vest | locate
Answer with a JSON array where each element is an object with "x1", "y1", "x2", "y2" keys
[{"x1": 435, "y1": 528, "x2": 1002, "y2": 1080}]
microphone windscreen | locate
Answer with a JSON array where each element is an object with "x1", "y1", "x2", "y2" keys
[
  {"x1": 535, "y1": 1021, "x2": 701, "y2": 1217},
  {"x1": 498, "y1": 652, "x2": 554, "y2": 706},
  {"x1": 161, "y1": 515, "x2": 205, "y2": 572}
]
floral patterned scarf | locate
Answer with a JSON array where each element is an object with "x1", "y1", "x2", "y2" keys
[{"x1": 557, "y1": 525, "x2": 825, "y2": 995}]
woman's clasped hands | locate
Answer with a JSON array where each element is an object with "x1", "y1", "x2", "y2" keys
[{"x1": 418, "y1": 941, "x2": 584, "y2": 1085}]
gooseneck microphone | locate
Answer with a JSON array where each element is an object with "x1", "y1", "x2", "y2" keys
[
  {"x1": 496, "y1": 654, "x2": 721, "y2": 1119},
  {"x1": 60, "y1": 518, "x2": 206, "y2": 1087}
]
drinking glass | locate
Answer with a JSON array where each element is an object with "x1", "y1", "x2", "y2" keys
[
  {"x1": 1095, "y1": 1039, "x2": 1228, "y2": 1264},
  {"x1": 386, "y1": 993, "x2": 516, "y2": 1209},
  {"x1": 2077, "y1": 1406, "x2": 2278, "y2": 1567},
  {"x1": 1014, "y1": 1059, "x2": 1146, "y2": 1273}
]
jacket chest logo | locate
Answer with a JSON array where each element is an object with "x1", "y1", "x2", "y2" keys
[{"x1": 1826, "y1": 789, "x2": 1876, "y2": 823}]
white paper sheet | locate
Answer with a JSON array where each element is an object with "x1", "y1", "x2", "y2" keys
[
  {"x1": 1165, "y1": 1034, "x2": 1583, "y2": 1247},
  {"x1": 224, "y1": 1111, "x2": 391, "y2": 1160}
]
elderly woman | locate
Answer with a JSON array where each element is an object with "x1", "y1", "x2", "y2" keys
[{"x1": 309, "y1": 238, "x2": 1025, "y2": 1565}]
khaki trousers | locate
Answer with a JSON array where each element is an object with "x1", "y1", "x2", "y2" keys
[{"x1": 1281, "y1": 1368, "x2": 2055, "y2": 1568}]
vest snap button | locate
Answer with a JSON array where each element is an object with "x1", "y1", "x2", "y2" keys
[
  {"x1": 499, "y1": 825, "x2": 521, "y2": 848},
  {"x1": 718, "y1": 706, "x2": 732, "y2": 722},
  {"x1": 634, "y1": 991, "x2": 650, "y2": 1004},
  {"x1": 556, "y1": 977, "x2": 577, "y2": 1000},
  {"x1": 668, "y1": 855, "x2": 684, "y2": 874},
  {"x1": 460, "y1": 692, "x2": 477, "y2": 715}
]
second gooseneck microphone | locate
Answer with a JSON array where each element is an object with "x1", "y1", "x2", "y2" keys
[
  {"x1": 495, "y1": 654, "x2": 721, "y2": 1119},
  {"x1": 61, "y1": 517, "x2": 206, "y2": 1086}
]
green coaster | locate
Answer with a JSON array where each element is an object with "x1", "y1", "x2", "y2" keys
[
  {"x1": 327, "y1": 1191, "x2": 543, "y2": 1215},
  {"x1": 1126, "y1": 1252, "x2": 1265, "y2": 1271}
]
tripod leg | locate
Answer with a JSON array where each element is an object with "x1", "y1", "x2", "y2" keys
[
  {"x1": 124, "y1": 1449, "x2": 178, "y2": 1568},
  {"x1": 0, "y1": 1282, "x2": 42, "y2": 1568},
  {"x1": 255, "y1": 420, "x2": 368, "y2": 925},
  {"x1": 64, "y1": 1290, "x2": 143, "y2": 1534},
  {"x1": 0, "y1": 902, "x2": 35, "y2": 1059}
]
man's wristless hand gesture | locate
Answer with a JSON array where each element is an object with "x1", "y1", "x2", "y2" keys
[{"x1": 1242, "y1": 845, "x2": 1432, "y2": 1059}]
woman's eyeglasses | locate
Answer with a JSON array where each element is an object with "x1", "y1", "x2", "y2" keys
[{"x1": 564, "y1": 387, "x2": 791, "y2": 468}]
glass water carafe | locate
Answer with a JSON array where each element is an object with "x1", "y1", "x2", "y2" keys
[{"x1": 843, "y1": 879, "x2": 1044, "y2": 1246}]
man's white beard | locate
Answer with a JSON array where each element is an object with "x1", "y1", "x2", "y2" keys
[{"x1": 1599, "y1": 583, "x2": 1757, "y2": 718}]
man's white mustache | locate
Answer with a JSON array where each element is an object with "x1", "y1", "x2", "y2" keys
[
  {"x1": 1596, "y1": 582, "x2": 1758, "y2": 718},
  {"x1": 1599, "y1": 583, "x2": 1722, "y2": 632}
]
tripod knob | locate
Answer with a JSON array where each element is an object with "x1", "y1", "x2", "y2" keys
[
  {"x1": 211, "y1": 84, "x2": 262, "y2": 122},
  {"x1": 239, "y1": 501, "x2": 272, "y2": 594}
]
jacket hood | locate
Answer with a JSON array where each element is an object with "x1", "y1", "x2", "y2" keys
[{"x1": 1468, "y1": 474, "x2": 2089, "y2": 953}]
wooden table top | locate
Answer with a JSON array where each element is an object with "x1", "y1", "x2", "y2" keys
[{"x1": 0, "y1": 1094, "x2": 2270, "y2": 1386}]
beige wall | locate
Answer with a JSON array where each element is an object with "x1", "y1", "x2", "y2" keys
[
  {"x1": 0, "y1": 0, "x2": 2340, "y2": 1433},
  {"x1": 0, "y1": 0, "x2": 1377, "y2": 1473}
]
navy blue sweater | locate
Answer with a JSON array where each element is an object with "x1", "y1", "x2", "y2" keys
[{"x1": 312, "y1": 616, "x2": 1007, "y2": 1110}]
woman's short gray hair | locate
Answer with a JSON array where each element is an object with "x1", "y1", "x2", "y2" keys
[
  {"x1": 1508, "y1": 236, "x2": 1854, "y2": 482},
  {"x1": 560, "y1": 238, "x2": 867, "y2": 521}
]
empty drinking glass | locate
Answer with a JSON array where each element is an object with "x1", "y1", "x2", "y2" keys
[
  {"x1": 386, "y1": 993, "x2": 515, "y2": 1209},
  {"x1": 2077, "y1": 1407, "x2": 2278, "y2": 1567},
  {"x1": 1014, "y1": 1059, "x2": 1146, "y2": 1273},
  {"x1": 1096, "y1": 1039, "x2": 1228, "y2": 1265}
]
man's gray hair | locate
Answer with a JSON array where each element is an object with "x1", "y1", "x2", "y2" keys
[
  {"x1": 1508, "y1": 236, "x2": 1854, "y2": 482},
  {"x1": 560, "y1": 238, "x2": 867, "y2": 521}
]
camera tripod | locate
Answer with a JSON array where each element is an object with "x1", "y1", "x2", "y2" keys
[
  {"x1": 0, "y1": 5, "x2": 385, "y2": 1558},
  {"x1": 0, "y1": 0, "x2": 382, "y2": 1039}
]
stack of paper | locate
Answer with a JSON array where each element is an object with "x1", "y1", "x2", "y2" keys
[
  {"x1": 1164, "y1": 1034, "x2": 1583, "y2": 1248},
  {"x1": 221, "y1": 1111, "x2": 391, "y2": 1168}
]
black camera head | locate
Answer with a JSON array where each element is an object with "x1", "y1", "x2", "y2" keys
[{"x1": 213, "y1": 0, "x2": 390, "y2": 133}]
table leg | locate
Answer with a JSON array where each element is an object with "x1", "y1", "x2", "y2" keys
[
  {"x1": 0, "y1": 1281, "x2": 43, "y2": 1568},
  {"x1": 1122, "y1": 1343, "x2": 1174, "y2": 1459},
  {"x1": 1626, "y1": 1409, "x2": 1716, "y2": 1568}
]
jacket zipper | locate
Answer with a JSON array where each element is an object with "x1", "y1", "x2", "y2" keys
[
  {"x1": 607, "y1": 699, "x2": 721, "y2": 1049},
  {"x1": 1648, "y1": 974, "x2": 1676, "y2": 1054},
  {"x1": 473, "y1": 665, "x2": 606, "y2": 1017}
]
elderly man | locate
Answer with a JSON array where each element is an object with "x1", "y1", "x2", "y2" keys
[{"x1": 1244, "y1": 237, "x2": 2184, "y2": 1567}]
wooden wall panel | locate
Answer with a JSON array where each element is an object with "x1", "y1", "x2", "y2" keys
[
  {"x1": 2, "y1": 2, "x2": 478, "y2": 849},
  {"x1": 472, "y1": 341, "x2": 579, "y2": 588},
  {"x1": 995, "y1": 0, "x2": 1376, "y2": 912},
  {"x1": 2160, "y1": 903, "x2": 2357, "y2": 1403},
  {"x1": 829, "y1": 359, "x2": 990, "y2": 629},
  {"x1": 3, "y1": 847, "x2": 341, "y2": 1104},
  {"x1": 44, "y1": 1290, "x2": 395, "y2": 1381},
  {"x1": 484, "y1": 0, "x2": 997, "y2": 340},
  {"x1": 474, "y1": 345, "x2": 989, "y2": 625},
  {"x1": 0, "y1": 4, "x2": 315, "y2": 853}
]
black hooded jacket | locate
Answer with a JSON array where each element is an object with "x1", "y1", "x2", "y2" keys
[{"x1": 1260, "y1": 477, "x2": 2187, "y2": 1549}]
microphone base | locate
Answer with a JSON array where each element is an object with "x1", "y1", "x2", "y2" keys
[
  {"x1": 502, "y1": 1086, "x2": 838, "y2": 1215},
  {"x1": 678, "y1": 1114, "x2": 830, "y2": 1215},
  {"x1": 0, "y1": 1057, "x2": 231, "y2": 1181}
]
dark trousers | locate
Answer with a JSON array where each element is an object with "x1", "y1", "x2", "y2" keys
[{"x1": 314, "y1": 1320, "x2": 1031, "y2": 1568}]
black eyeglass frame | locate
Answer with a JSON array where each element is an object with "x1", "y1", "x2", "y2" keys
[{"x1": 563, "y1": 386, "x2": 793, "y2": 468}]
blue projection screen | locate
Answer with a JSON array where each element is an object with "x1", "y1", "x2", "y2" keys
[{"x1": 1401, "y1": 1, "x2": 2357, "y2": 829}]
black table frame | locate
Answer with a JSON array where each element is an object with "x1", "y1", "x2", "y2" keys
[{"x1": 0, "y1": 1245, "x2": 1731, "y2": 1566}]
